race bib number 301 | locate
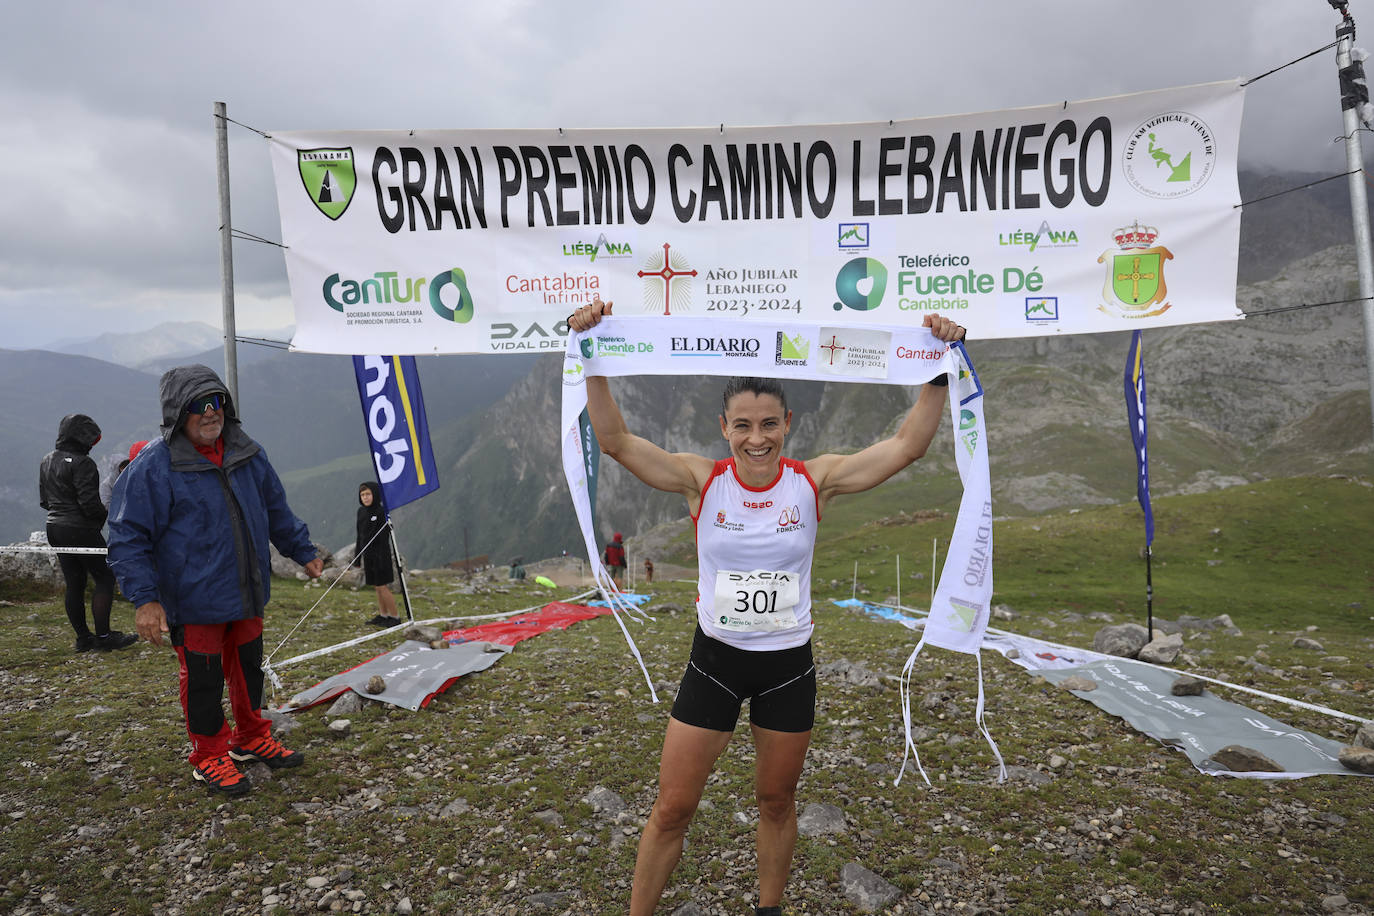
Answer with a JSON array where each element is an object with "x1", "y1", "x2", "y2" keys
[{"x1": 712, "y1": 569, "x2": 801, "y2": 632}]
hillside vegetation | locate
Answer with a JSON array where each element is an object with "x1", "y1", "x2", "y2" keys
[{"x1": 1, "y1": 477, "x2": 1370, "y2": 914}]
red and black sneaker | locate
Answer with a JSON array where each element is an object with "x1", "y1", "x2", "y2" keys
[
  {"x1": 193, "y1": 754, "x2": 252, "y2": 797},
  {"x1": 229, "y1": 734, "x2": 304, "y2": 770}
]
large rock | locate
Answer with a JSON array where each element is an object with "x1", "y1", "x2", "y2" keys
[
  {"x1": 1355, "y1": 722, "x2": 1374, "y2": 749},
  {"x1": 1171, "y1": 676, "x2": 1206, "y2": 696},
  {"x1": 1092, "y1": 623, "x2": 1149, "y2": 658},
  {"x1": 0, "y1": 540, "x2": 63, "y2": 588},
  {"x1": 582, "y1": 785, "x2": 627, "y2": 818},
  {"x1": 1292, "y1": 636, "x2": 1326, "y2": 651},
  {"x1": 1337, "y1": 745, "x2": 1374, "y2": 774},
  {"x1": 1209, "y1": 745, "x2": 1284, "y2": 773},
  {"x1": 1138, "y1": 632, "x2": 1184, "y2": 665},
  {"x1": 269, "y1": 542, "x2": 333, "y2": 580},
  {"x1": 797, "y1": 803, "x2": 846, "y2": 837},
  {"x1": 839, "y1": 863, "x2": 900, "y2": 913}
]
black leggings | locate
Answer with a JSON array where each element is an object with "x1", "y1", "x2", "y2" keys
[{"x1": 46, "y1": 524, "x2": 115, "y2": 637}]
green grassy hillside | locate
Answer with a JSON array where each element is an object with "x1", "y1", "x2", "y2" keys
[{"x1": 3, "y1": 476, "x2": 1370, "y2": 913}]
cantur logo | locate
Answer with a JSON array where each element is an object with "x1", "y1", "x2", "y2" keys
[{"x1": 322, "y1": 267, "x2": 474, "y2": 324}]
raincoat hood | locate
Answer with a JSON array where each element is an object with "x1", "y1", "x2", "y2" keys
[
  {"x1": 55, "y1": 414, "x2": 102, "y2": 454},
  {"x1": 358, "y1": 481, "x2": 384, "y2": 508},
  {"x1": 158, "y1": 364, "x2": 238, "y2": 444}
]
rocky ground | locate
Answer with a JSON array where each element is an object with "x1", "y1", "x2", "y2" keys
[{"x1": 1, "y1": 567, "x2": 1371, "y2": 915}]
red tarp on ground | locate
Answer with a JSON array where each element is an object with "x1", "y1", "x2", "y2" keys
[{"x1": 442, "y1": 601, "x2": 613, "y2": 646}]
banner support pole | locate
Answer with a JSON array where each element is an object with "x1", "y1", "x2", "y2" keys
[
  {"x1": 1334, "y1": 17, "x2": 1374, "y2": 446},
  {"x1": 388, "y1": 518, "x2": 414, "y2": 622},
  {"x1": 213, "y1": 101, "x2": 239, "y2": 410},
  {"x1": 1145, "y1": 544, "x2": 1154, "y2": 640}
]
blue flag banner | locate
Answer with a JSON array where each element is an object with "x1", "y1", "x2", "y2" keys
[
  {"x1": 352, "y1": 355, "x2": 440, "y2": 510},
  {"x1": 1124, "y1": 330, "x2": 1154, "y2": 546}
]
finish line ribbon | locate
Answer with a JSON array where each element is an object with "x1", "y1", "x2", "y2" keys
[{"x1": 560, "y1": 317, "x2": 999, "y2": 782}]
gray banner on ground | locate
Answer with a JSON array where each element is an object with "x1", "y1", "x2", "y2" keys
[
  {"x1": 284, "y1": 640, "x2": 512, "y2": 712},
  {"x1": 1038, "y1": 659, "x2": 1354, "y2": 778}
]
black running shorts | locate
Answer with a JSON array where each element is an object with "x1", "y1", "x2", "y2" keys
[{"x1": 669, "y1": 625, "x2": 816, "y2": 733}]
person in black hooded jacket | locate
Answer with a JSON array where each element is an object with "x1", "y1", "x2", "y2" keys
[
  {"x1": 355, "y1": 482, "x2": 400, "y2": 626},
  {"x1": 38, "y1": 414, "x2": 137, "y2": 652}
]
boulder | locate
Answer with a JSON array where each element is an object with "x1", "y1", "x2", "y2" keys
[
  {"x1": 0, "y1": 540, "x2": 63, "y2": 589},
  {"x1": 797, "y1": 803, "x2": 847, "y2": 837},
  {"x1": 269, "y1": 541, "x2": 333, "y2": 580},
  {"x1": 1292, "y1": 636, "x2": 1325, "y2": 652},
  {"x1": 1209, "y1": 745, "x2": 1284, "y2": 773},
  {"x1": 1092, "y1": 623, "x2": 1149, "y2": 658},
  {"x1": 402, "y1": 624, "x2": 443, "y2": 644},
  {"x1": 1171, "y1": 676, "x2": 1206, "y2": 696},
  {"x1": 1058, "y1": 675, "x2": 1098, "y2": 692},
  {"x1": 1337, "y1": 745, "x2": 1374, "y2": 774},
  {"x1": 1354, "y1": 722, "x2": 1374, "y2": 750},
  {"x1": 839, "y1": 863, "x2": 900, "y2": 913},
  {"x1": 1138, "y1": 632, "x2": 1184, "y2": 665}
]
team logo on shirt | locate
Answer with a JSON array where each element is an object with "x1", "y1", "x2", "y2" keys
[
  {"x1": 776, "y1": 504, "x2": 805, "y2": 533},
  {"x1": 713, "y1": 509, "x2": 744, "y2": 532}
]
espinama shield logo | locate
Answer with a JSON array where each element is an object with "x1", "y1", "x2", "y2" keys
[{"x1": 298, "y1": 148, "x2": 356, "y2": 220}]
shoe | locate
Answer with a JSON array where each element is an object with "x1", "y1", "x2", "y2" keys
[
  {"x1": 229, "y1": 734, "x2": 304, "y2": 769},
  {"x1": 193, "y1": 754, "x2": 252, "y2": 796},
  {"x1": 94, "y1": 631, "x2": 139, "y2": 651},
  {"x1": 368, "y1": 614, "x2": 401, "y2": 627},
  {"x1": 74, "y1": 634, "x2": 98, "y2": 653}
]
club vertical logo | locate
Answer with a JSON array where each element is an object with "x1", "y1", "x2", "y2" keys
[
  {"x1": 1123, "y1": 112, "x2": 1217, "y2": 199},
  {"x1": 298, "y1": 148, "x2": 356, "y2": 220}
]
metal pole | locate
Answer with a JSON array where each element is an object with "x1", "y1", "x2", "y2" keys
[
  {"x1": 388, "y1": 521, "x2": 413, "y2": 622},
  {"x1": 214, "y1": 102, "x2": 240, "y2": 410},
  {"x1": 1335, "y1": 20, "x2": 1374, "y2": 444},
  {"x1": 1145, "y1": 544, "x2": 1154, "y2": 641}
]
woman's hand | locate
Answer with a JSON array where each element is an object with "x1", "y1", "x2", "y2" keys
[
  {"x1": 923, "y1": 313, "x2": 966, "y2": 343},
  {"x1": 568, "y1": 297, "x2": 614, "y2": 332}
]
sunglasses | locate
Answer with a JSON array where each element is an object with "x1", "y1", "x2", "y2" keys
[{"x1": 186, "y1": 393, "x2": 226, "y2": 415}]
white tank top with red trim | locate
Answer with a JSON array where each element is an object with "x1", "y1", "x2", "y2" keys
[{"x1": 693, "y1": 457, "x2": 820, "y2": 651}]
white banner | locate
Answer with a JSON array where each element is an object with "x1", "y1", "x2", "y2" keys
[{"x1": 269, "y1": 81, "x2": 1243, "y2": 355}]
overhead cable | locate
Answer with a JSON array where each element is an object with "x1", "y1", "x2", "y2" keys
[{"x1": 1241, "y1": 40, "x2": 1340, "y2": 86}]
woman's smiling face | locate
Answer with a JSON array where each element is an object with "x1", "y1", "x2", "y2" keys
[{"x1": 720, "y1": 391, "x2": 791, "y2": 484}]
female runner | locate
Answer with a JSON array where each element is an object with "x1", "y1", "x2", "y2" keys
[{"x1": 569, "y1": 300, "x2": 966, "y2": 915}]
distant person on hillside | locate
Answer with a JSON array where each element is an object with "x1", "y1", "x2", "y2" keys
[
  {"x1": 107, "y1": 365, "x2": 322, "y2": 797},
  {"x1": 39, "y1": 414, "x2": 137, "y2": 653},
  {"x1": 643, "y1": 557, "x2": 655, "y2": 584},
  {"x1": 571, "y1": 300, "x2": 966, "y2": 916},
  {"x1": 508, "y1": 557, "x2": 527, "y2": 580},
  {"x1": 602, "y1": 532, "x2": 627, "y2": 588},
  {"x1": 355, "y1": 482, "x2": 400, "y2": 627}
]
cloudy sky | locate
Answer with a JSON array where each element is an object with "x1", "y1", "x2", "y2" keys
[{"x1": 1, "y1": 0, "x2": 1364, "y2": 349}]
